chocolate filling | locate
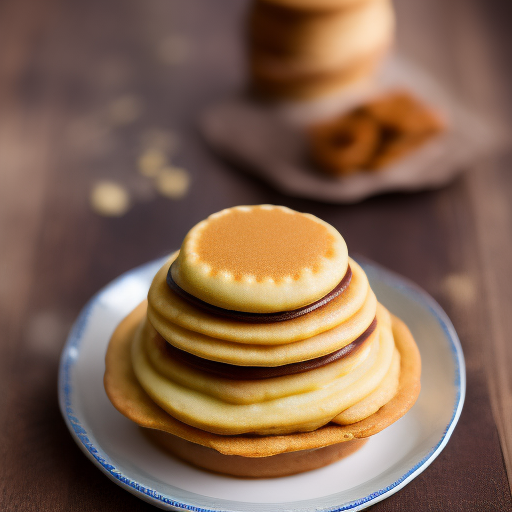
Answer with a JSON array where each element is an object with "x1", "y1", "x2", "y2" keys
[
  {"x1": 160, "y1": 317, "x2": 377, "y2": 380},
  {"x1": 166, "y1": 265, "x2": 352, "y2": 323}
]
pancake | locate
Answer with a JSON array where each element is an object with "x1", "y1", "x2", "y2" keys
[
  {"x1": 155, "y1": 316, "x2": 376, "y2": 379},
  {"x1": 250, "y1": 48, "x2": 385, "y2": 101},
  {"x1": 166, "y1": 264, "x2": 352, "y2": 323},
  {"x1": 147, "y1": 289, "x2": 376, "y2": 366},
  {"x1": 143, "y1": 322, "x2": 377, "y2": 405},
  {"x1": 333, "y1": 346, "x2": 400, "y2": 424},
  {"x1": 149, "y1": 256, "x2": 371, "y2": 345},
  {"x1": 171, "y1": 205, "x2": 348, "y2": 313},
  {"x1": 144, "y1": 431, "x2": 368, "y2": 478},
  {"x1": 104, "y1": 302, "x2": 421, "y2": 456},
  {"x1": 131, "y1": 304, "x2": 394, "y2": 436},
  {"x1": 249, "y1": 0, "x2": 394, "y2": 76}
]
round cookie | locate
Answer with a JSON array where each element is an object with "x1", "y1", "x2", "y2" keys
[{"x1": 171, "y1": 205, "x2": 348, "y2": 313}]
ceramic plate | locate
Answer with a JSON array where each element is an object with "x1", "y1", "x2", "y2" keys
[{"x1": 58, "y1": 257, "x2": 465, "y2": 512}]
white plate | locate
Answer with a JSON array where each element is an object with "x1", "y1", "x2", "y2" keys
[{"x1": 58, "y1": 257, "x2": 465, "y2": 512}]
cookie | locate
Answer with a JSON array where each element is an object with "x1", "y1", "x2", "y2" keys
[
  {"x1": 368, "y1": 131, "x2": 431, "y2": 170},
  {"x1": 309, "y1": 89, "x2": 447, "y2": 174},
  {"x1": 365, "y1": 89, "x2": 447, "y2": 136},
  {"x1": 309, "y1": 112, "x2": 381, "y2": 175}
]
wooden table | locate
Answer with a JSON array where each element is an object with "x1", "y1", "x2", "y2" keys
[{"x1": 1, "y1": 0, "x2": 512, "y2": 509}]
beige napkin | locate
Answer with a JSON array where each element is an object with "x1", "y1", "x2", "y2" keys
[{"x1": 201, "y1": 55, "x2": 504, "y2": 203}]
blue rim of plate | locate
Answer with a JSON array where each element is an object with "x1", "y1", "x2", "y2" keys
[{"x1": 58, "y1": 257, "x2": 465, "y2": 512}]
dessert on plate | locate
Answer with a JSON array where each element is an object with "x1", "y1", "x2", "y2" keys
[{"x1": 104, "y1": 205, "x2": 421, "y2": 477}]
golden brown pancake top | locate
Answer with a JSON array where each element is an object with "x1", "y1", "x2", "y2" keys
[{"x1": 194, "y1": 207, "x2": 336, "y2": 282}]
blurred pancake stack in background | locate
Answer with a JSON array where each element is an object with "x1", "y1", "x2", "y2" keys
[{"x1": 248, "y1": 0, "x2": 395, "y2": 100}]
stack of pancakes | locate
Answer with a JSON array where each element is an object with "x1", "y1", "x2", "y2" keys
[
  {"x1": 105, "y1": 205, "x2": 421, "y2": 477},
  {"x1": 248, "y1": 0, "x2": 395, "y2": 100}
]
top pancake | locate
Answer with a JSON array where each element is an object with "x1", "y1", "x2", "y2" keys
[{"x1": 171, "y1": 205, "x2": 348, "y2": 313}]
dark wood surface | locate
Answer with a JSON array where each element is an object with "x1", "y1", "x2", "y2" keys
[{"x1": 1, "y1": 0, "x2": 512, "y2": 510}]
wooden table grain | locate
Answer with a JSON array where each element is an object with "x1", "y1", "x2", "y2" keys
[{"x1": 1, "y1": 0, "x2": 512, "y2": 510}]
